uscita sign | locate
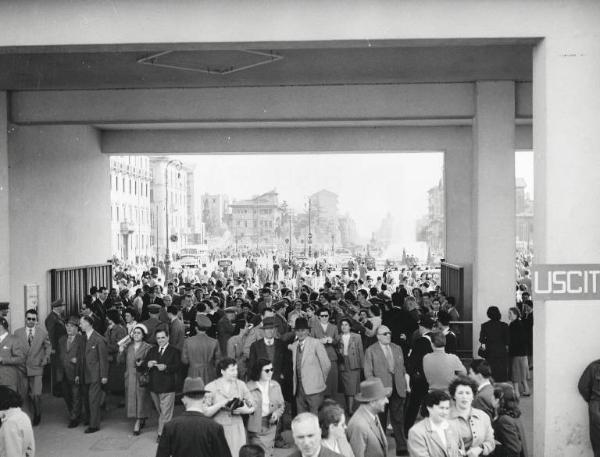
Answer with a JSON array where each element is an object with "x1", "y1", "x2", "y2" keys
[{"x1": 532, "y1": 264, "x2": 600, "y2": 300}]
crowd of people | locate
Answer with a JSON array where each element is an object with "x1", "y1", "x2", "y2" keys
[{"x1": 0, "y1": 255, "x2": 534, "y2": 457}]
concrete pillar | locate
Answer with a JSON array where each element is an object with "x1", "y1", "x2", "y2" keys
[
  {"x1": 472, "y1": 81, "x2": 516, "y2": 352},
  {"x1": 8, "y1": 125, "x2": 111, "y2": 329},
  {"x1": 0, "y1": 93, "x2": 8, "y2": 312},
  {"x1": 445, "y1": 144, "x2": 474, "y2": 319},
  {"x1": 533, "y1": 35, "x2": 600, "y2": 457}
]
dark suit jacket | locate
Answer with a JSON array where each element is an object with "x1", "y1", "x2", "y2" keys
[
  {"x1": 79, "y1": 330, "x2": 108, "y2": 384},
  {"x1": 44, "y1": 311, "x2": 67, "y2": 349},
  {"x1": 144, "y1": 344, "x2": 181, "y2": 393},
  {"x1": 169, "y1": 318, "x2": 185, "y2": 352},
  {"x1": 141, "y1": 295, "x2": 164, "y2": 321},
  {"x1": 58, "y1": 333, "x2": 84, "y2": 382},
  {"x1": 156, "y1": 410, "x2": 232, "y2": 457},
  {"x1": 248, "y1": 338, "x2": 285, "y2": 381},
  {"x1": 479, "y1": 320, "x2": 509, "y2": 357},
  {"x1": 216, "y1": 316, "x2": 235, "y2": 355}
]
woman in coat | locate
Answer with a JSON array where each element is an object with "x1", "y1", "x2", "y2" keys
[
  {"x1": 246, "y1": 358, "x2": 285, "y2": 457},
  {"x1": 204, "y1": 357, "x2": 255, "y2": 457},
  {"x1": 408, "y1": 390, "x2": 464, "y2": 457},
  {"x1": 507, "y1": 308, "x2": 530, "y2": 398},
  {"x1": 492, "y1": 384, "x2": 528, "y2": 457},
  {"x1": 0, "y1": 386, "x2": 35, "y2": 457},
  {"x1": 337, "y1": 317, "x2": 364, "y2": 414},
  {"x1": 118, "y1": 323, "x2": 153, "y2": 435},
  {"x1": 479, "y1": 306, "x2": 509, "y2": 382},
  {"x1": 448, "y1": 376, "x2": 495, "y2": 456}
]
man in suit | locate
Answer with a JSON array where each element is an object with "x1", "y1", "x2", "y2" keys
[
  {"x1": 289, "y1": 318, "x2": 331, "y2": 414},
  {"x1": 216, "y1": 307, "x2": 237, "y2": 356},
  {"x1": 58, "y1": 316, "x2": 85, "y2": 427},
  {"x1": 167, "y1": 305, "x2": 185, "y2": 352},
  {"x1": 469, "y1": 359, "x2": 495, "y2": 419},
  {"x1": 248, "y1": 317, "x2": 285, "y2": 383},
  {"x1": 90, "y1": 287, "x2": 110, "y2": 334},
  {"x1": 144, "y1": 327, "x2": 181, "y2": 441},
  {"x1": 14, "y1": 308, "x2": 52, "y2": 425},
  {"x1": 143, "y1": 304, "x2": 166, "y2": 346},
  {"x1": 45, "y1": 298, "x2": 67, "y2": 396},
  {"x1": 141, "y1": 286, "x2": 165, "y2": 321},
  {"x1": 181, "y1": 315, "x2": 220, "y2": 383},
  {"x1": 436, "y1": 311, "x2": 458, "y2": 355},
  {"x1": 347, "y1": 378, "x2": 391, "y2": 457},
  {"x1": 310, "y1": 308, "x2": 340, "y2": 398},
  {"x1": 364, "y1": 325, "x2": 410, "y2": 456},
  {"x1": 0, "y1": 316, "x2": 26, "y2": 393},
  {"x1": 290, "y1": 412, "x2": 342, "y2": 457},
  {"x1": 77, "y1": 314, "x2": 108, "y2": 433},
  {"x1": 156, "y1": 377, "x2": 232, "y2": 457}
]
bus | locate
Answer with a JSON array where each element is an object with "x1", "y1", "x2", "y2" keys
[{"x1": 179, "y1": 244, "x2": 209, "y2": 267}]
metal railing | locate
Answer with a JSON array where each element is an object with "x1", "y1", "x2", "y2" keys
[{"x1": 50, "y1": 263, "x2": 113, "y2": 316}]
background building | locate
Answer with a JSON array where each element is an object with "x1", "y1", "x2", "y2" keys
[
  {"x1": 516, "y1": 177, "x2": 533, "y2": 252},
  {"x1": 110, "y1": 156, "x2": 153, "y2": 262},
  {"x1": 309, "y1": 189, "x2": 342, "y2": 252},
  {"x1": 149, "y1": 157, "x2": 189, "y2": 264},
  {"x1": 229, "y1": 190, "x2": 281, "y2": 251},
  {"x1": 201, "y1": 193, "x2": 229, "y2": 237},
  {"x1": 186, "y1": 166, "x2": 205, "y2": 245}
]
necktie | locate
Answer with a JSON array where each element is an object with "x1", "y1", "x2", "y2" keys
[
  {"x1": 159, "y1": 347, "x2": 164, "y2": 357},
  {"x1": 28, "y1": 329, "x2": 33, "y2": 346},
  {"x1": 375, "y1": 416, "x2": 385, "y2": 442}
]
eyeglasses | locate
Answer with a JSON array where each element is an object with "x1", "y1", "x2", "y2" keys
[
  {"x1": 263, "y1": 368, "x2": 273, "y2": 373},
  {"x1": 26, "y1": 318, "x2": 37, "y2": 321},
  {"x1": 379, "y1": 332, "x2": 392, "y2": 336},
  {"x1": 320, "y1": 315, "x2": 329, "y2": 318}
]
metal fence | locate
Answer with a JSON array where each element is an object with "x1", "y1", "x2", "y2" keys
[
  {"x1": 50, "y1": 263, "x2": 113, "y2": 316},
  {"x1": 440, "y1": 262, "x2": 472, "y2": 357}
]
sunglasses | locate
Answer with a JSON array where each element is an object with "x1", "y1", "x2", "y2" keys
[
  {"x1": 26, "y1": 318, "x2": 37, "y2": 321},
  {"x1": 379, "y1": 332, "x2": 392, "y2": 336},
  {"x1": 263, "y1": 368, "x2": 273, "y2": 373},
  {"x1": 320, "y1": 314, "x2": 329, "y2": 318}
]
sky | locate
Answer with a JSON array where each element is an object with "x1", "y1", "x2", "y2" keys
[
  {"x1": 178, "y1": 152, "x2": 444, "y2": 243},
  {"x1": 177, "y1": 150, "x2": 534, "y2": 244}
]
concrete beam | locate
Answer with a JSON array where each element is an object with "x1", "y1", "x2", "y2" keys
[
  {"x1": 0, "y1": 1, "x2": 595, "y2": 48},
  {"x1": 0, "y1": 93, "x2": 8, "y2": 310},
  {"x1": 102, "y1": 125, "x2": 473, "y2": 155},
  {"x1": 11, "y1": 84, "x2": 475, "y2": 125}
]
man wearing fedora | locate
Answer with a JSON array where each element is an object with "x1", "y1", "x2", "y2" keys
[
  {"x1": 45, "y1": 298, "x2": 67, "y2": 396},
  {"x1": 347, "y1": 378, "x2": 391, "y2": 457},
  {"x1": 364, "y1": 325, "x2": 411, "y2": 456},
  {"x1": 58, "y1": 315, "x2": 85, "y2": 428},
  {"x1": 289, "y1": 317, "x2": 331, "y2": 414},
  {"x1": 156, "y1": 377, "x2": 232, "y2": 457}
]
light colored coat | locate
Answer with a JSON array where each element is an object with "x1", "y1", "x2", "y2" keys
[
  {"x1": 246, "y1": 379, "x2": 285, "y2": 433},
  {"x1": 364, "y1": 342, "x2": 408, "y2": 397},
  {"x1": 347, "y1": 404, "x2": 388, "y2": 457},
  {"x1": 311, "y1": 322, "x2": 340, "y2": 361},
  {"x1": 13, "y1": 325, "x2": 52, "y2": 376},
  {"x1": 448, "y1": 407, "x2": 495, "y2": 455},
  {"x1": 289, "y1": 336, "x2": 331, "y2": 395},
  {"x1": 0, "y1": 334, "x2": 26, "y2": 391},
  {"x1": 118, "y1": 341, "x2": 153, "y2": 418},
  {"x1": 407, "y1": 417, "x2": 464, "y2": 457}
]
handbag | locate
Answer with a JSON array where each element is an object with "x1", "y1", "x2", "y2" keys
[
  {"x1": 477, "y1": 344, "x2": 488, "y2": 359},
  {"x1": 138, "y1": 370, "x2": 150, "y2": 388}
]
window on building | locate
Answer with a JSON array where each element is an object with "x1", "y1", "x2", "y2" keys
[
  {"x1": 115, "y1": 176, "x2": 119, "y2": 191},
  {"x1": 134, "y1": 180, "x2": 137, "y2": 195},
  {"x1": 122, "y1": 177, "x2": 125, "y2": 191},
  {"x1": 116, "y1": 206, "x2": 120, "y2": 221}
]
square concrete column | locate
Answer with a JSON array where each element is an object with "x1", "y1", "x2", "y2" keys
[
  {"x1": 533, "y1": 36, "x2": 600, "y2": 457},
  {"x1": 472, "y1": 81, "x2": 516, "y2": 352},
  {"x1": 0, "y1": 93, "x2": 8, "y2": 311}
]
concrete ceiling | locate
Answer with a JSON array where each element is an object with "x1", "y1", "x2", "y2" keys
[{"x1": 0, "y1": 43, "x2": 532, "y2": 91}]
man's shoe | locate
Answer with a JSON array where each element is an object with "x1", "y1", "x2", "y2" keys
[
  {"x1": 68, "y1": 420, "x2": 79, "y2": 428},
  {"x1": 84, "y1": 427, "x2": 99, "y2": 434}
]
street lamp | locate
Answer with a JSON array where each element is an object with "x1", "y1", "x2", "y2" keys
[
  {"x1": 164, "y1": 159, "x2": 182, "y2": 281},
  {"x1": 307, "y1": 197, "x2": 312, "y2": 258}
]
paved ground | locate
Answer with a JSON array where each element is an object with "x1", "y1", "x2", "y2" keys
[{"x1": 31, "y1": 379, "x2": 533, "y2": 457}]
